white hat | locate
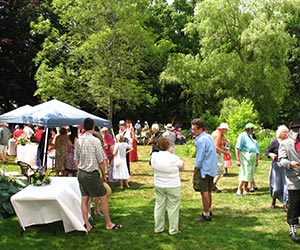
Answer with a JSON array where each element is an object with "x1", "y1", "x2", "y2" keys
[
  {"x1": 165, "y1": 123, "x2": 174, "y2": 130},
  {"x1": 218, "y1": 123, "x2": 229, "y2": 130},
  {"x1": 119, "y1": 120, "x2": 126, "y2": 126},
  {"x1": 101, "y1": 127, "x2": 108, "y2": 132},
  {"x1": 152, "y1": 123, "x2": 159, "y2": 131}
]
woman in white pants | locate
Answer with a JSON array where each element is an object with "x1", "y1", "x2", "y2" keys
[{"x1": 150, "y1": 136, "x2": 184, "y2": 235}]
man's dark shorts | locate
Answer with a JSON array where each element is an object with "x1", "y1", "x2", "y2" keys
[
  {"x1": 77, "y1": 169, "x2": 107, "y2": 197},
  {"x1": 199, "y1": 174, "x2": 214, "y2": 192}
]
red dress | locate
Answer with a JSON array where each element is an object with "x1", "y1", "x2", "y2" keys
[{"x1": 129, "y1": 127, "x2": 138, "y2": 162}]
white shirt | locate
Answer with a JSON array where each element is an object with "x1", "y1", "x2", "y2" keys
[
  {"x1": 120, "y1": 129, "x2": 132, "y2": 145},
  {"x1": 162, "y1": 130, "x2": 176, "y2": 146},
  {"x1": 151, "y1": 151, "x2": 183, "y2": 188},
  {"x1": 23, "y1": 126, "x2": 34, "y2": 138}
]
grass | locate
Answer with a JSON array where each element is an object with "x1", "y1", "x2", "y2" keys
[{"x1": 0, "y1": 145, "x2": 298, "y2": 250}]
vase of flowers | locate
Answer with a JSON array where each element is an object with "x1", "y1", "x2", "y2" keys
[
  {"x1": 31, "y1": 172, "x2": 51, "y2": 186},
  {"x1": 15, "y1": 136, "x2": 31, "y2": 146}
]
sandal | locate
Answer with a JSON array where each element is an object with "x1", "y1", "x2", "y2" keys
[
  {"x1": 108, "y1": 224, "x2": 122, "y2": 230},
  {"x1": 84, "y1": 224, "x2": 95, "y2": 235}
]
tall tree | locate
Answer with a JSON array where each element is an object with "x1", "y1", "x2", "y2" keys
[
  {"x1": 32, "y1": 0, "x2": 157, "y2": 121},
  {"x1": 0, "y1": 0, "x2": 40, "y2": 112},
  {"x1": 146, "y1": 0, "x2": 199, "y2": 125},
  {"x1": 163, "y1": 0, "x2": 294, "y2": 125},
  {"x1": 280, "y1": 1, "x2": 300, "y2": 124}
]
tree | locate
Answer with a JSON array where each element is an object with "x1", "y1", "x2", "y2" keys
[
  {"x1": 147, "y1": 0, "x2": 200, "y2": 125},
  {"x1": 32, "y1": 0, "x2": 157, "y2": 121},
  {"x1": 163, "y1": 0, "x2": 294, "y2": 125},
  {"x1": 226, "y1": 98, "x2": 258, "y2": 148},
  {"x1": 280, "y1": 1, "x2": 300, "y2": 125},
  {"x1": 0, "y1": 0, "x2": 40, "y2": 112}
]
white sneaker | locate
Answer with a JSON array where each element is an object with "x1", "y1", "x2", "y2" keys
[{"x1": 235, "y1": 190, "x2": 243, "y2": 196}]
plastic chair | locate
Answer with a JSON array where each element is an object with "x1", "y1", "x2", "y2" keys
[{"x1": 17, "y1": 161, "x2": 38, "y2": 184}]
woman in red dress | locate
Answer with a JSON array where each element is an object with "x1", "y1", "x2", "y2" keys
[{"x1": 127, "y1": 120, "x2": 138, "y2": 162}]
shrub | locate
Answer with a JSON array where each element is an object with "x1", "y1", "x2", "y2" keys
[
  {"x1": 255, "y1": 129, "x2": 275, "y2": 160},
  {"x1": 0, "y1": 176, "x2": 26, "y2": 220}
]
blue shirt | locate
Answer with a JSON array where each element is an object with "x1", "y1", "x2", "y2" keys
[
  {"x1": 194, "y1": 132, "x2": 218, "y2": 178},
  {"x1": 235, "y1": 131, "x2": 260, "y2": 153}
]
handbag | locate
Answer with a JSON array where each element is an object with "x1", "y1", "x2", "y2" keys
[
  {"x1": 114, "y1": 152, "x2": 121, "y2": 168},
  {"x1": 193, "y1": 169, "x2": 201, "y2": 191}
]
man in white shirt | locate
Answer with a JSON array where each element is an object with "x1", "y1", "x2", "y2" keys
[{"x1": 23, "y1": 124, "x2": 35, "y2": 139}]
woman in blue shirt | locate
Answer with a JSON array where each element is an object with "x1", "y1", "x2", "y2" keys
[{"x1": 235, "y1": 123, "x2": 259, "y2": 196}]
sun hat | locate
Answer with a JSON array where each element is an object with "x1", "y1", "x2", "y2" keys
[
  {"x1": 245, "y1": 123, "x2": 256, "y2": 130},
  {"x1": 218, "y1": 123, "x2": 229, "y2": 130},
  {"x1": 152, "y1": 123, "x2": 159, "y2": 130},
  {"x1": 119, "y1": 120, "x2": 126, "y2": 126},
  {"x1": 103, "y1": 182, "x2": 112, "y2": 197},
  {"x1": 165, "y1": 123, "x2": 174, "y2": 130},
  {"x1": 100, "y1": 127, "x2": 108, "y2": 132}
]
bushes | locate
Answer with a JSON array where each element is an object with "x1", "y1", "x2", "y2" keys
[
  {"x1": 0, "y1": 176, "x2": 26, "y2": 220},
  {"x1": 180, "y1": 97, "x2": 277, "y2": 160},
  {"x1": 255, "y1": 129, "x2": 275, "y2": 160}
]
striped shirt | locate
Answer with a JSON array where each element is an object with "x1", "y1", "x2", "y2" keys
[{"x1": 74, "y1": 133, "x2": 107, "y2": 172}]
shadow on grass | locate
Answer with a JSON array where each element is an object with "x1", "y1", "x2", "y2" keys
[{"x1": 0, "y1": 202, "x2": 293, "y2": 250}]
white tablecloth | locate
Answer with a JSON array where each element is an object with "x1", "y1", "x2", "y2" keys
[
  {"x1": 10, "y1": 177, "x2": 86, "y2": 233},
  {"x1": 7, "y1": 138, "x2": 16, "y2": 156},
  {"x1": 16, "y1": 144, "x2": 38, "y2": 167}
]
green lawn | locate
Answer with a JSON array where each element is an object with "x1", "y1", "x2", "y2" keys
[{"x1": 0, "y1": 145, "x2": 298, "y2": 250}]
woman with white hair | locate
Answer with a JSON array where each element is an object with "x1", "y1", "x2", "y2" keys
[
  {"x1": 265, "y1": 125, "x2": 289, "y2": 211},
  {"x1": 148, "y1": 123, "x2": 161, "y2": 155}
]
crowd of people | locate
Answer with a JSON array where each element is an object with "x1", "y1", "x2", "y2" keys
[{"x1": 2, "y1": 116, "x2": 300, "y2": 242}]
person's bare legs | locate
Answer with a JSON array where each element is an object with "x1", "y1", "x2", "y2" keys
[
  {"x1": 237, "y1": 180, "x2": 244, "y2": 194},
  {"x1": 213, "y1": 174, "x2": 222, "y2": 192},
  {"x1": 243, "y1": 182, "x2": 249, "y2": 194},
  {"x1": 119, "y1": 179, "x2": 123, "y2": 188},
  {"x1": 93, "y1": 197, "x2": 101, "y2": 215},
  {"x1": 201, "y1": 191, "x2": 212, "y2": 213},
  {"x1": 125, "y1": 179, "x2": 129, "y2": 188},
  {"x1": 99, "y1": 194, "x2": 120, "y2": 230},
  {"x1": 0, "y1": 152, "x2": 7, "y2": 163},
  {"x1": 82, "y1": 196, "x2": 93, "y2": 232}
]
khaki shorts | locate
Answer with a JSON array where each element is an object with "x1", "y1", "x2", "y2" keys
[
  {"x1": 0, "y1": 145, "x2": 7, "y2": 154},
  {"x1": 216, "y1": 153, "x2": 225, "y2": 174},
  {"x1": 77, "y1": 169, "x2": 107, "y2": 197},
  {"x1": 199, "y1": 174, "x2": 214, "y2": 192}
]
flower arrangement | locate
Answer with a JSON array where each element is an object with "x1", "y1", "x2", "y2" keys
[
  {"x1": 15, "y1": 136, "x2": 31, "y2": 146},
  {"x1": 31, "y1": 172, "x2": 51, "y2": 186}
]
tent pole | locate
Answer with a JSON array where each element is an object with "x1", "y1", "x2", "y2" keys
[
  {"x1": 111, "y1": 128, "x2": 116, "y2": 140},
  {"x1": 42, "y1": 127, "x2": 49, "y2": 173}
]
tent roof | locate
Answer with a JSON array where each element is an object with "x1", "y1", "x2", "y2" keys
[
  {"x1": 0, "y1": 105, "x2": 32, "y2": 124},
  {"x1": 0, "y1": 100, "x2": 112, "y2": 128}
]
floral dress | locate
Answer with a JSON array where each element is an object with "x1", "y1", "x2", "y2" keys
[
  {"x1": 65, "y1": 137, "x2": 78, "y2": 174},
  {"x1": 54, "y1": 134, "x2": 68, "y2": 172}
]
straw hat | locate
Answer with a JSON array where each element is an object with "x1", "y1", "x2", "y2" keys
[
  {"x1": 103, "y1": 182, "x2": 112, "y2": 197},
  {"x1": 165, "y1": 123, "x2": 174, "y2": 130},
  {"x1": 119, "y1": 120, "x2": 126, "y2": 126},
  {"x1": 218, "y1": 123, "x2": 229, "y2": 130}
]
